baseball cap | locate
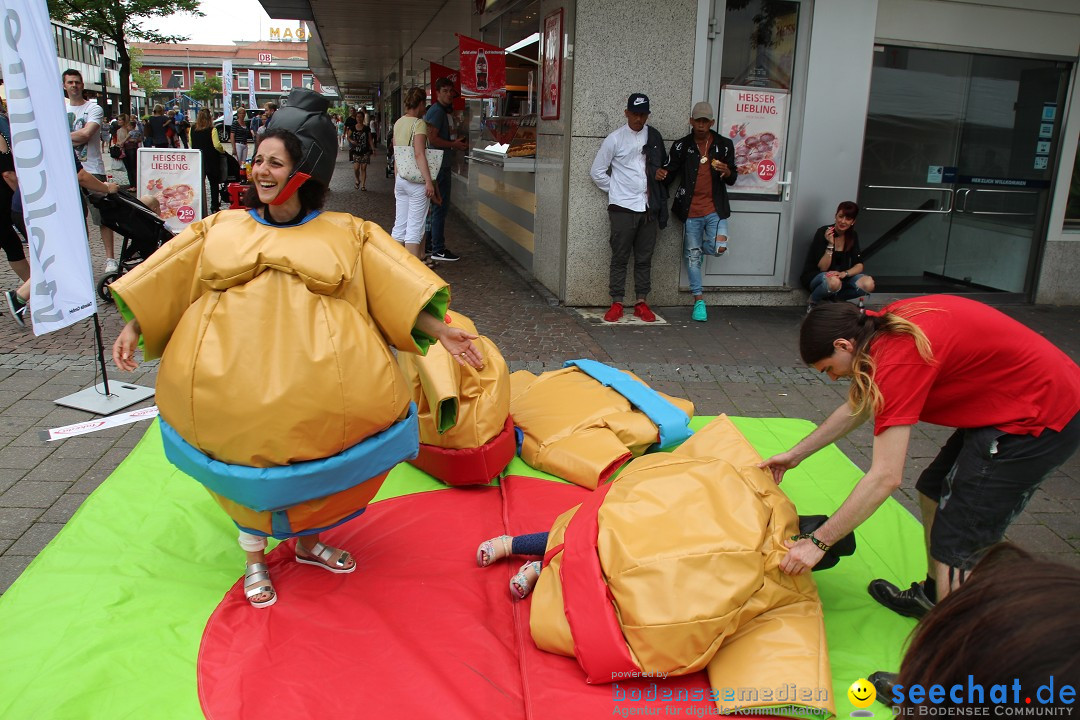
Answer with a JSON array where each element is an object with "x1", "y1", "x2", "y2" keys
[
  {"x1": 691, "y1": 101, "x2": 714, "y2": 120},
  {"x1": 626, "y1": 93, "x2": 650, "y2": 114}
]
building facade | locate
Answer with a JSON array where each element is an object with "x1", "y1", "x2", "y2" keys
[
  {"x1": 270, "y1": 0, "x2": 1080, "y2": 306},
  {"x1": 130, "y1": 40, "x2": 336, "y2": 114}
]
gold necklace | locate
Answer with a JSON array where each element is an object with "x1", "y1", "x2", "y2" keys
[{"x1": 696, "y1": 137, "x2": 709, "y2": 164}]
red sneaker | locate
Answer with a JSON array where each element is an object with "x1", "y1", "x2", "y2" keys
[
  {"x1": 603, "y1": 302, "x2": 624, "y2": 322},
  {"x1": 634, "y1": 302, "x2": 656, "y2": 322}
]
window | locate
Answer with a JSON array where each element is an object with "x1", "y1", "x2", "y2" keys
[
  {"x1": 194, "y1": 70, "x2": 206, "y2": 84},
  {"x1": 237, "y1": 73, "x2": 249, "y2": 90},
  {"x1": 302, "y1": 74, "x2": 314, "y2": 90},
  {"x1": 280, "y1": 73, "x2": 292, "y2": 91},
  {"x1": 149, "y1": 69, "x2": 162, "y2": 85},
  {"x1": 171, "y1": 70, "x2": 185, "y2": 89},
  {"x1": 259, "y1": 72, "x2": 271, "y2": 90}
]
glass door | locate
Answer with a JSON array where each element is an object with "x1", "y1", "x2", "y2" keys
[
  {"x1": 857, "y1": 46, "x2": 1069, "y2": 299},
  {"x1": 694, "y1": 0, "x2": 811, "y2": 288}
]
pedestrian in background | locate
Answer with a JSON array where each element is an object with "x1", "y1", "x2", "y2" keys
[
  {"x1": 659, "y1": 101, "x2": 736, "y2": 323},
  {"x1": 391, "y1": 88, "x2": 438, "y2": 261},
  {"x1": 424, "y1": 77, "x2": 466, "y2": 262},
  {"x1": 590, "y1": 92, "x2": 668, "y2": 323}
]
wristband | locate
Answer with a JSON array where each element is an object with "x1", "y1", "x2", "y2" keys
[{"x1": 790, "y1": 532, "x2": 831, "y2": 552}]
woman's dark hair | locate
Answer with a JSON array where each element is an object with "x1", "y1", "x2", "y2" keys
[
  {"x1": 836, "y1": 200, "x2": 859, "y2": 219},
  {"x1": 800, "y1": 302, "x2": 933, "y2": 415},
  {"x1": 898, "y1": 544, "x2": 1080, "y2": 709},
  {"x1": 242, "y1": 128, "x2": 328, "y2": 213}
]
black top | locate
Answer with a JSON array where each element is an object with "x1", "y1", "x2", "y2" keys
[
  {"x1": 800, "y1": 225, "x2": 863, "y2": 289},
  {"x1": 147, "y1": 115, "x2": 172, "y2": 144}
]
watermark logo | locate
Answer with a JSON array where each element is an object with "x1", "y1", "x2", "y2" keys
[{"x1": 849, "y1": 679, "x2": 877, "y2": 717}]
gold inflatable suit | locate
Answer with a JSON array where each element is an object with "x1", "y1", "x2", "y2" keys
[
  {"x1": 110, "y1": 210, "x2": 448, "y2": 535},
  {"x1": 509, "y1": 367, "x2": 694, "y2": 489},
  {"x1": 529, "y1": 415, "x2": 836, "y2": 719}
]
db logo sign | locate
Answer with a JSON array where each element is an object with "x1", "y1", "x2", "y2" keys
[
  {"x1": 176, "y1": 206, "x2": 195, "y2": 223},
  {"x1": 757, "y1": 159, "x2": 777, "y2": 182},
  {"x1": 258, "y1": 52, "x2": 273, "y2": 63}
]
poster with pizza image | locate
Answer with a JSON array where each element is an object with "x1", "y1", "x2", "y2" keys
[
  {"x1": 719, "y1": 85, "x2": 789, "y2": 195},
  {"x1": 136, "y1": 148, "x2": 203, "y2": 234}
]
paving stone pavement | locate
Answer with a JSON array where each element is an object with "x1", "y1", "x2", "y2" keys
[{"x1": 0, "y1": 148, "x2": 1077, "y2": 595}]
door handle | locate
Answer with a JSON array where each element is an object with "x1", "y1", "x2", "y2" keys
[
  {"x1": 863, "y1": 185, "x2": 954, "y2": 213},
  {"x1": 776, "y1": 171, "x2": 792, "y2": 201},
  {"x1": 955, "y1": 188, "x2": 971, "y2": 213}
]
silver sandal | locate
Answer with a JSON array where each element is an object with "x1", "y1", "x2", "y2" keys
[
  {"x1": 244, "y1": 562, "x2": 277, "y2": 609},
  {"x1": 510, "y1": 561, "x2": 542, "y2": 600},
  {"x1": 295, "y1": 541, "x2": 356, "y2": 574}
]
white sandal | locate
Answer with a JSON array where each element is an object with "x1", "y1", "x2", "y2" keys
[{"x1": 477, "y1": 535, "x2": 512, "y2": 567}]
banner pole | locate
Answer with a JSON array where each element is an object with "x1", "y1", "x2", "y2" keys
[{"x1": 93, "y1": 312, "x2": 111, "y2": 397}]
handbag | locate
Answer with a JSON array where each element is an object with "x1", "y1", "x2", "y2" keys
[
  {"x1": 394, "y1": 118, "x2": 443, "y2": 184},
  {"x1": 109, "y1": 145, "x2": 123, "y2": 160}
]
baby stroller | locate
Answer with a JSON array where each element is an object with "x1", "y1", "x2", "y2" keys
[{"x1": 91, "y1": 192, "x2": 175, "y2": 303}]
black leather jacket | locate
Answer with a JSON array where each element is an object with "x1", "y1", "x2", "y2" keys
[
  {"x1": 644, "y1": 126, "x2": 669, "y2": 229},
  {"x1": 661, "y1": 130, "x2": 736, "y2": 222}
]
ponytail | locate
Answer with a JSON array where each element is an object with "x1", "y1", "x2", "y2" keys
[{"x1": 801, "y1": 303, "x2": 935, "y2": 415}]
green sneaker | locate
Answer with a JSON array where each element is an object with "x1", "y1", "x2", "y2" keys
[{"x1": 691, "y1": 300, "x2": 707, "y2": 322}]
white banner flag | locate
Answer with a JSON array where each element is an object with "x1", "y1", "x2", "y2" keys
[
  {"x1": 0, "y1": 0, "x2": 97, "y2": 335},
  {"x1": 222, "y1": 60, "x2": 234, "y2": 126},
  {"x1": 248, "y1": 69, "x2": 256, "y2": 110}
]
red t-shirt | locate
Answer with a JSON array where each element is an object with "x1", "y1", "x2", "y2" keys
[{"x1": 871, "y1": 295, "x2": 1080, "y2": 436}]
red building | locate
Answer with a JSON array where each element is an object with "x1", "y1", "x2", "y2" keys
[{"x1": 131, "y1": 40, "x2": 338, "y2": 114}]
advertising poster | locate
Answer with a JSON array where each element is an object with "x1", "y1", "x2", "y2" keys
[
  {"x1": 719, "y1": 85, "x2": 789, "y2": 195},
  {"x1": 458, "y1": 34, "x2": 506, "y2": 98},
  {"x1": 429, "y1": 62, "x2": 466, "y2": 112},
  {"x1": 541, "y1": 9, "x2": 562, "y2": 120},
  {"x1": 137, "y1": 148, "x2": 203, "y2": 233}
]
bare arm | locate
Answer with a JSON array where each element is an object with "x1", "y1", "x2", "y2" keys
[
  {"x1": 780, "y1": 425, "x2": 910, "y2": 574},
  {"x1": 426, "y1": 125, "x2": 465, "y2": 150},
  {"x1": 78, "y1": 169, "x2": 118, "y2": 195},
  {"x1": 70, "y1": 121, "x2": 100, "y2": 145},
  {"x1": 412, "y1": 132, "x2": 436, "y2": 198},
  {"x1": 758, "y1": 400, "x2": 870, "y2": 483},
  {"x1": 414, "y1": 312, "x2": 484, "y2": 368}
]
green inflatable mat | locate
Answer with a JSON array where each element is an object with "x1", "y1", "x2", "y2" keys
[{"x1": 0, "y1": 416, "x2": 924, "y2": 718}]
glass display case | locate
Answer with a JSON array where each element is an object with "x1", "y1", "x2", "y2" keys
[{"x1": 469, "y1": 113, "x2": 537, "y2": 172}]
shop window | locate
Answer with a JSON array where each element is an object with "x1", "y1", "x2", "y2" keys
[
  {"x1": 260, "y1": 72, "x2": 271, "y2": 90},
  {"x1": 280, "y1": 73, "x2": 292, "y2": 91}
]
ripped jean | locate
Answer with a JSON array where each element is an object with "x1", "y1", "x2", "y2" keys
[{"x1": 684, "y1": 213, "x2": 728, "y2": 296}]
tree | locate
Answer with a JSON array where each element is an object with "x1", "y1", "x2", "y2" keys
[
  {"x1": 188, "y1": 75, "x2": 223, "y2": 108},
  {"x1": 128, "y1": 48, "x2": 160, "y2": 114},
  {"x1": 47, "y1": 0, "x2": 203, "y2": 115}
]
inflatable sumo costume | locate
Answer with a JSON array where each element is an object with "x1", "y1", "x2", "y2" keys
[
  {"x1": 396, "y1": 310, "x2": 515, "y2": 486},
  {"x1": 110, "y1": 88, "x2": 449, "y2": 538},
  {"x1": 509, "y1": 360, "x2": 694, "y2": 489},
  {"x1": 529, "y1": 415, "x2": 839, "y2": 719}
]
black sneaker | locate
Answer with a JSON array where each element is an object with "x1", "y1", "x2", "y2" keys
[
  {"x1": 5, "y1": 290, "x2": 27, "y2": 328},
  {"x1": 867, "y1": 579, "x2": 935, "y2": 619},
  {"x1": 431, "y1": 249, "x2": 460, "y2": 262},
  {"x1": 868, "y1": 671, "x2": 899, "y2": 706}
]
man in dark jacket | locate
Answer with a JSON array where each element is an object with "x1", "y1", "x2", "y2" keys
[
  {"x1": 590, "y1": 93, "x2": 668, "y2": 323},
  {"x1": 658, "y1": 101, "x2": 736, "y2": 322}
]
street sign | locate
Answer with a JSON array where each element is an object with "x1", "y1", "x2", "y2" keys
[{"x1": 258, "y1": 52, "x2": 272, "y2": 63}]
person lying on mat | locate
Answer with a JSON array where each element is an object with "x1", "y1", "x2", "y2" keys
[
  {"x1": 759, "y1": 297, "x2": 1080, "y2": 619},
  {"x1": 111, "y1": 89, "x2": 482, "y2": 610},
  {"x1": 865, "y1": 543, "x2": 1080, "y2": 707}
]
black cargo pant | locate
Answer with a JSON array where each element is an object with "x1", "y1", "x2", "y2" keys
[{"x1": 608, "y1": 205, "x2": 658, "y2": 302}]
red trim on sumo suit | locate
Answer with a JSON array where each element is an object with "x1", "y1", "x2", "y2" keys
[
  {"x1": 409, "y1": 416, "x2": 516, "y2": 486},
  {"x1": 560, "y1": 480, "x2": 641, "y2": 684}
]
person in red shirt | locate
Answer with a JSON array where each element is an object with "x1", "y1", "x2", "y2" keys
[{"x1": 759, "y1": 295, "x2": 1080, "y2": 619}]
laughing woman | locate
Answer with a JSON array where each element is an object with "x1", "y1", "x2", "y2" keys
[{"x1": 110, "y1": 89, "x2": 483, "y2": 609}]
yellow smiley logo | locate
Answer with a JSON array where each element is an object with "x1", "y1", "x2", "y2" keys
[{"x1": 848, "y1": 678, "x2": 876, "y2": 709}]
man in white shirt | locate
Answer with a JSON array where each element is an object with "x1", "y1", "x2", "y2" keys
[
  {"x1": 590, "y1": 93, "x2": 668, "y2": 323},
  {"x1": 64, "y1": 69, "x2": 116, "y2": 273}
]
